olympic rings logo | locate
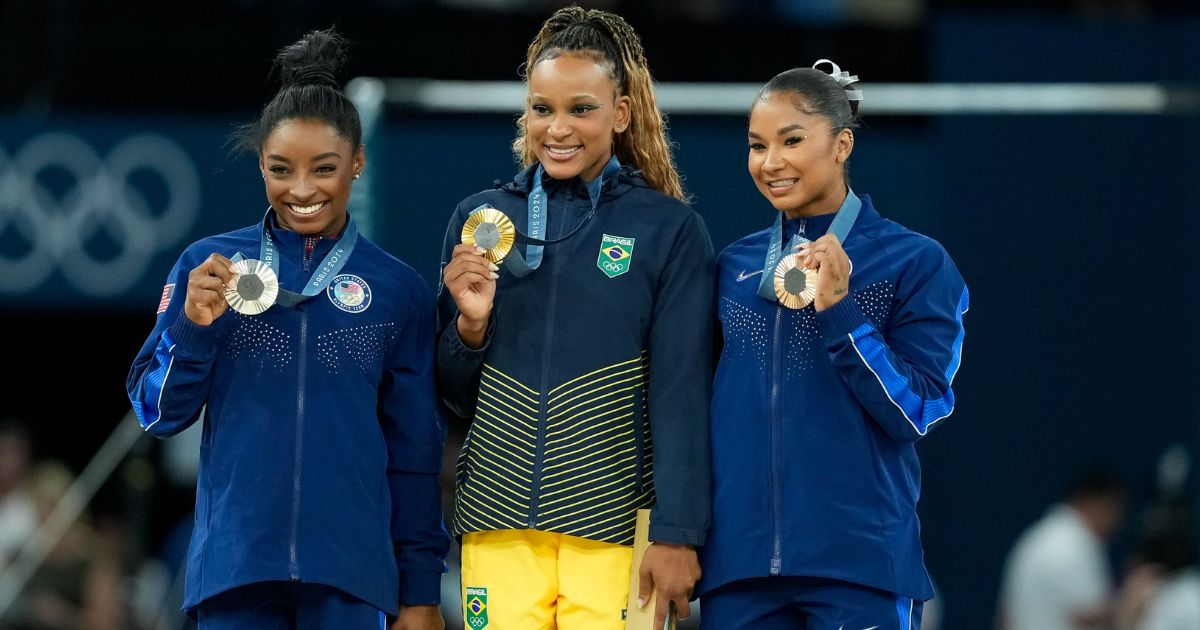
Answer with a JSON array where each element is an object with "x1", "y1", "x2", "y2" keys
[
  {"x1": 0, "y1": 132, "x2": 200, "y2": 296},
  {"x1": 601, "y1": 261, "x2": 624, "y2": 272}
]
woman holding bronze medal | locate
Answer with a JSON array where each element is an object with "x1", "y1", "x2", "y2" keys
[
  {"x1": 697, "y1": 62, "x2": 969, "y2": 629},
  {"x1": 126, "y1": 28, "x2": 447, "y2": 630},
  {"x1": 437, "y1": 7, "x2": 713, "y2": 629}
]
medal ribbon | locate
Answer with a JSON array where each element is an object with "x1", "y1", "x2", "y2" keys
[
  {"x1": 502, "y1": 155, "x2": 621, "y2": 278},
  {"x1": 232, "y1": 208, "x2": 359, "y2": 307},
  {"x1": 756, "y1": 190, "x2": 862, "y2": 303}
]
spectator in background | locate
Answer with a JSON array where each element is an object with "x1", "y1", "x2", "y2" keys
[
  {"x1": 998, "y1": 465, "x2": 1127, "y2": 630},
  {"x1": 0, "y1": 421, "x2": 36, "y2": 572},
  {"x1": 1, "y1": 461, "x2": 123, "y2": 630},
  {"x1": 1111, "y1": 447, "x2": 1200, "y2": 630}
]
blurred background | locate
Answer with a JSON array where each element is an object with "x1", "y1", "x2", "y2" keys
[{"x1": 2, "y1": 0, "x2": 1199, "y2": 628}]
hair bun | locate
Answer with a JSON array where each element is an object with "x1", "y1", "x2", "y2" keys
[
  {"x1": 275, "y1": 27, "x2": 349, "y2": 90},
  {"x1": 812, "y1": 58, "x2": 863, "y2": 107}
]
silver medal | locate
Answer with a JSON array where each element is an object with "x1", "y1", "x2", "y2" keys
[{"x1": 224, "y1": 259, "x2": 279, "y2": 316}]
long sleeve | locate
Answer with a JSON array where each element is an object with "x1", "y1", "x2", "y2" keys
[
  {"x1": 646, "y1": 211, "x2": 715, "y2": 547},
  {"x1": 127, "y1": 253, "x2": 225, "y2": 438},
  {"x1": 435, "y1": 203, "x2": 493, "y2": 420},
  {"x1": 380, "y1": 280, "x2": 450, "y2": 605},
  {"x1": 816, "y1": 242, "x2": 969, "y2": 443}
]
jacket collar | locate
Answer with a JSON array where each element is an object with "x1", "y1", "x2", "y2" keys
[
  {"x1": 265, "y1": 209, "x2": 346, "y2": 250},
  {"x1": 780, "y1": 192, "x2": 879, "y2": 241},
  {"x1": 501, "y1": 161, "x2": 650, "y2": 201}
]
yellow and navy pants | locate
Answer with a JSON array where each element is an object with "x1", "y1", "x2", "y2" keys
[{"x1": 461, "y1": 529, "x2": 633, "y2": 630}]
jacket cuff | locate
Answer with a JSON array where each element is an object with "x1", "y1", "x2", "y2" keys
[
  {"x1": 444, "y1": 314, "x2": 494, "y2": 357},
  {"x1": 815, "y1": 296, "x2": 871, "y2": 347},
  {"x1": 398, "y1": 571, "x2": 442, "y2": 606},
  {"x1": 649, "y1": 523, "x2": 706, "y2": 547},
  {"x1": 166, "y1": 311, "x2": 224, "y2": 361}
]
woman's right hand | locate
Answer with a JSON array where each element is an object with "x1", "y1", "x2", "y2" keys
[
  {"x1": 184, "y1": 253, "x2": 236, "y2": 326},
  {"x1": 443, "y1": 244, "x2": 499, "y2": 349}
]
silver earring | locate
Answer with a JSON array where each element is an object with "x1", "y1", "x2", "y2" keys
[{"x1": 353, "y1": 173, "x2": 361, "y2": 179}]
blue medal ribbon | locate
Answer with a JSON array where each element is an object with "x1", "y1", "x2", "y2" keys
[
  {"x1": 756, "y1": 189, "x2": 862, "y2": 303},
  {"x1": 499, "y1": 155, "x2": 621, "y2": 278},
  {"x1": 233, "y1": 208, "x2": 358, "y2": 308}
]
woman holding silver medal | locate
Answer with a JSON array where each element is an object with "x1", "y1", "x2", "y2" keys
[
  {"x1": 696, "y1": 62, "x2": 969, "y2": 630},
  {"x1": 126, "y1": 28, "x2": 447, "y2": 630},
  {"x1": 437, "y1": 7, "x2": 712, "y2": 629}
]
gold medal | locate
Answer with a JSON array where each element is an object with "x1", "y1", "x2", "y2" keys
[
  {"x1": 461, "y1": 207, "x2": 516, "y2": 264},
  {"x1": 773, "y1": 253, "x2": 817, "y2": 309},
  {"x1": 224, "y1": 259, "x2": 279, "y2": 316}
]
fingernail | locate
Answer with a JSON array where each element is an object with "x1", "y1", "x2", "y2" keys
[
  {"x1": 488, "y1": 263, "x2": 499, "y2": 271},
  {"x1": 475, "y1": 247, "x2": 486, "y2": 254},
  {"x1": 489, "y1": 272, "x2": 500, "y2": 280},
  {"x1": 637, "y1": 598, "x2": 645, "y2": 608}
]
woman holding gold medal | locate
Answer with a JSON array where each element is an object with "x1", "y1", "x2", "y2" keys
[
  {"x1": 437, "y1": 7, "x2": 713, "y2": 629},
  {"x1": 697, "y1": 62, "x2": 969, "y2": 629},
  {"x1": 126, "y1": 28, "x2": 447, "y2": 629}
]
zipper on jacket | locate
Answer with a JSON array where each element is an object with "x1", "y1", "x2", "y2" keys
[
  {"x1": 768, "y1": 217, "x2": 806, "y2": 574},
  {"x1": 527, "y1": 192, "x2": 569, "y2": 527},
  {"x1": 632, "y1": 384, "x2": 647, "y2": 494},
  {"x1": 769, "y1": 301, "x2": 784, "y2": 576},
  {"x1": 303, "y1": 236, "x2": 318, "y2": 271},
  {"x1": 289, "y1": 307, "x2": 308, "y2": 579}
]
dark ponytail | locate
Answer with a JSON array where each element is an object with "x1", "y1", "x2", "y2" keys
[
  {"x1": 234, "y1": 27, "x2": 361, "y2": 153},
  {"x1": 757, "y1": 60, "x2": 862, "y2": 133}
]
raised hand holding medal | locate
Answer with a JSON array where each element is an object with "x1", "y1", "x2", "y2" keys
[
  {"x1": 797, "y1": 233, "x2": 851, "y2": 311},
  {"x1": 756, "y1": 189, "x2": 860, "y2": 311},
  {"x1": 183, "y1": 253, "x2": 238, "y2": 326}
]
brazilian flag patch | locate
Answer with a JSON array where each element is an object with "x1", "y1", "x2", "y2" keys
[
  {"x1": 465, "y1": 586, "x2": 488, "y2": 628},
  {"x1": 597, "y1": 234, "x2": 635, "y2": 278}
]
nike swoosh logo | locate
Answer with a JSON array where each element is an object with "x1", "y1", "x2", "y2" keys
[{"x1": 736, "y1": 269, "x2": 764, "y2": 282}]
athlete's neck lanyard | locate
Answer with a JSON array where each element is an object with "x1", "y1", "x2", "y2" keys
[
  {"x1": 503, "y1": 155, "x2": 621, "y2": 278},
  {"x1": 756, "y1": 189, "x2": 861, "y2": 303},
  {"x1": 232, "y1": 208, "x2": 358, "y2": 307}
]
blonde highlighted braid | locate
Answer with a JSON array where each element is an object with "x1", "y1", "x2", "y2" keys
[{"x1": 513, "y1": 6, "x2": 685, "y2": 201}]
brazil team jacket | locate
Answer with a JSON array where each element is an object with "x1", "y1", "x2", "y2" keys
[
  {"x1": 698, "y1": 193, "x2": 968, "y2": 601},
  {"x1": 437, "y1": 164, "x2": 714, "y2": 547},
  {"x1": 126, "y1": 212, "x2": 449, "y2": 614}
]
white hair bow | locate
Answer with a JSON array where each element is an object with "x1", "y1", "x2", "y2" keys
[{"x1": 812, "y1": 59, "x2": 862, "y2": 103}]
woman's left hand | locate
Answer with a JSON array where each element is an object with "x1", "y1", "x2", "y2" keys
[
  {"x1": 798, "y1": 234, "x2": 851, "y2": 312},
  {"x1": 390, "y1": 604, "x2": 444, "y2": 630}
]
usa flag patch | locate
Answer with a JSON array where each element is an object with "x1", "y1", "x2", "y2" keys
[{"x1": 157, "y1": 284, "x2": 175, "y2": 314}]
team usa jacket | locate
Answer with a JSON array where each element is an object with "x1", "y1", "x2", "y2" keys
[
  {"x1": 437, "y1": 164, "x2": 714, "y2": 547},
  {"x1": 127, "y1": 212, "x2": 449, "y2": 614},
  {"x1": 699, "y1": 193, "x2": 968, "y2": 601}
]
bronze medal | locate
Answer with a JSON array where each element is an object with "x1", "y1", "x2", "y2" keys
[{"x1": 773, "y1": 253, "x2": 817, "y2": 310}]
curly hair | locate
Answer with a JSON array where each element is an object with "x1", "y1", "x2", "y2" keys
[{"x1": 513, "y1": 6, "x2": 685, "y2": 200}]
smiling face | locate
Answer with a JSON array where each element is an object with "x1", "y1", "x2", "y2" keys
[
  {"x1": 526, "y1": 52, "x2": 630, "y2": 182},
  {"x1": 747, "y1": 91, "x2": 853, "y2": 219},
  {"x1": 259, "y1": 118, "x2": 364, "y2": 235}
]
